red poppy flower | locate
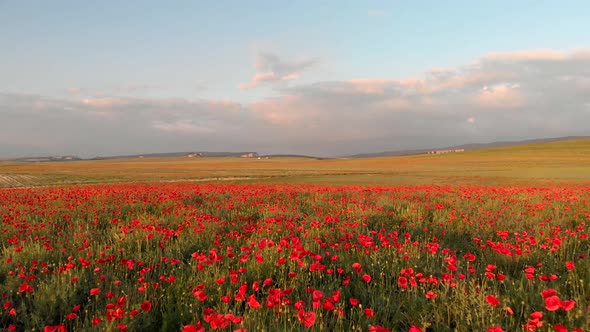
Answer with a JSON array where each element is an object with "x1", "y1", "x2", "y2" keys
[
  {"x1": 19, "y1": 283, "x2": 33, "y2": 293},
  {"x1": 487, "y1": 327, "x2": 503, "y2": 332},
  {"x1": 544, "y1": 295, "x2": 560, "y2": 311},
  {"x1": 554, "y1": 325, "x2": 568, "y2": 332},
  {"x1": 44, "y1": 325, "x2": 66, "y2": 332},
  {"x1": 560, "y1": 300, "x2": 575, "y2": 311},
  {"x1": 193, "y1": 289, "x2": 207, "y2": 301},
  {"x1": 485, "y1": 295, "x2": 500, "y2": 307},
  {"x1": 398, "y1": 276, "x2": 408, "y2": 289},
  {"x1": 140, "y1": 301, "x2": 152, "y2": 312},
  {"x1": 247, "y1": 294, "x2": 261, "y2": 308},
  {"x1": 182, "y1": 322, "x2": 204, "y2": 332},
  {"x1": 541, "y1": 289, "x2": 556, "y2": 299},
  {"x1": 297, "y1": 310, "x2": 316, "y2": 327}
]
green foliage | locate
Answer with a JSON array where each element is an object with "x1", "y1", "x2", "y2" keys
[{"x1": 0, "y1": 183, "x2": 588, "y2": 331}]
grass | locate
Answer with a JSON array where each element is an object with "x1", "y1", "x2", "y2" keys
[
  {"x1": 0, "y1": 183, "x2": 588, "y2": 331},
  {"x1": 1, "y1": 138, "x2": 590, "y2": 188},
  {"x1": 1, "y1": 139, "x2": 589, "y2": 331}
]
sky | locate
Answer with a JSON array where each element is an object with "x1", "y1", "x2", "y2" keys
[{"x1": 1, "y1": 1, "x2": 590, "y2": 157}]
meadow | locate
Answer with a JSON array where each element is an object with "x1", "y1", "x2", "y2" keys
[
  {"x1": 0, "y1": 139, "x2": 589, "y2": 331},
  {"x1": 1, "y1": 139, "x2": 590, "y2": 188}
]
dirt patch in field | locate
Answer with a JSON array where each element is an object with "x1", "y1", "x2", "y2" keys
[{"x1": 0, "y1": 174, "x2": 37, "y2": 188}]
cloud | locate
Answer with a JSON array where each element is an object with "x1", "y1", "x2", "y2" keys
[
  {"x1": 151, "y1": 119, "x2": 216, "y2": 134},
  {"x1": 81, "y1": 98, "x2": 130, "y2": 108},
  {"x1": 473, "y1": 83, "x2": 524, "y2": 109},
  {"x1": 240, "y1": 52, "x2": 317, "y2": 89},
  {"x1": 1, "y1": 48, "x2": 590, "y2": 157},
  {"x1": 0, "y1": 93, "x2": 251, "y2": 157},
  {"x1": 481, "y1": 49, "x2": 575, "y2": 62},
  {"x1": 247, "y1": 48, "x2": 590, "y2": 153}
]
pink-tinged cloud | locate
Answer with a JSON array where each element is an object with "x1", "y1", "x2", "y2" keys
[
  {"x1": 151, "y1": 120, "x2": 215, "y2": 134},
  {"x1": 482, "y1": 50, "x2": 569, "y2": 62},
  {"x1": 207, "y1": 99, "x2": 241, "y2": 110},
  {"x1": 375, "y1": 98, "x2": 412, "y2": 111},
  {"x1": 240, "y1": 72, "x2": 301, "y2": 89},
  {"x1": 2, "y1": 48, "x2": 590, "y2": 158},
  {"x1": 473, "y1": 83, "x2": 524, "y2": 109},
  {"x1": 347, "y1": 79, "x2": 395, "y2": 94},
  {"x1": 249, "y1": 95, "x2": 311, "y2": 125},
  {"x1": 81, "y1": 98, "x2": 129, "y2": 108}
]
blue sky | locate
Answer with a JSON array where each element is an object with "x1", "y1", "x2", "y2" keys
[{"x1": 1, "y1": 1, "x2": 590, "y2": 157}]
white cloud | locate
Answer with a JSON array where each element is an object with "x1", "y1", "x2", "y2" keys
[
  {"x1": 240, "y1": 52, "x2": 317, "y2": 89},
  {"x1": 473, "y1": 83, "x2": 524, "y2": 109}
]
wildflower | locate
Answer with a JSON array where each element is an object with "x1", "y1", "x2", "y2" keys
[
  {"x1": 247, "y1": 294, "x2": 261, "y2": 308},
  {"x1": 141, "y1": 301, "x2": 152, "y2": 312},
  {"x1": 560, "y1": 300, "x2": 575, "y2": 311},
  {"x1": 182, "y1": 322, "x2": 204, "y2": 332},
  {"x1": 398, "y1": 276, "x2": 409, "y2": 289},
  {"x1": 541, "y1": 289, "x2": 556, "y2": 299},
  {"x1": 485, "y1": 295, "x2": 500, "y2": 307},
  {"x1": 545, "y1": 296, "x2": 560, "y2": 311},
  {"x1": 425, "y1": 290, "x2": 437, "y2": 299},
  {"x1": 297, "y1": 310, "x2": 316, "y2": 327}
]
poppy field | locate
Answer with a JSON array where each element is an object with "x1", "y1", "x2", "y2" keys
[{"x1": 0, "y1": 183, "x2": 588, "y2": 331}]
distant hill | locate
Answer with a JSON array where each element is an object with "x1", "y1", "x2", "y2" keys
[
  {"x1": 90, "y1": 151, "x2": 260, "y2": 160},
  {"x1": 3, "y1": 136, "x2": 589, "y2": 162},
  {"x1": 261, "y1": 154, "x2": 324, "y2": 159},
  {"x1": 346, "y1": 136, "x2": 590, "y2": 158},
  {"x1": 11, "y1": 155, "x2": 81, "y2": 162}
]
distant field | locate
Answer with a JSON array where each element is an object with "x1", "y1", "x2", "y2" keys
[{"x1": 1, "y1": 138, "x2": 590, "y2": 188}]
